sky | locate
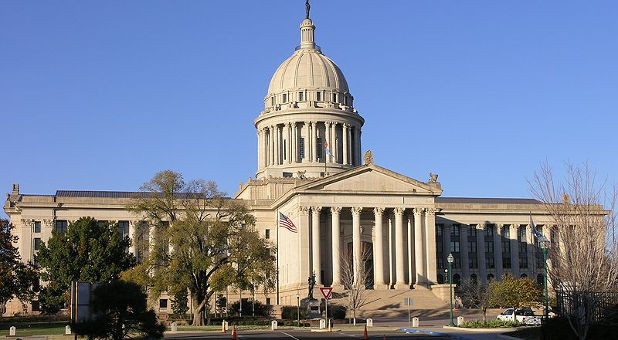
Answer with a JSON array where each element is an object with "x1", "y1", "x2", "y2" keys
[{"x1": 1, "y1": 0, "x2": 617, "y2": 218}]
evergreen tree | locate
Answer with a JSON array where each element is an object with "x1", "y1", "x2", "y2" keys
[{"x1": 0, "y1": 219, "x2": 39, "y2": 309}]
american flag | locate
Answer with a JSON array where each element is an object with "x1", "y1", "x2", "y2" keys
[{"x1": 279, "y1": 212, "x2": 298, "y2": 233}]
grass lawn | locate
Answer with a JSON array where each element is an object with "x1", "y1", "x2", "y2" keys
[
  {"x1": 503, "y1": 326, "x2": 541, "y2": 340},
  {"x1": 0, "y1": 324, "x2": 67, "y2": 336}
]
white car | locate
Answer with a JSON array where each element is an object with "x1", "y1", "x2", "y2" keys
[{"x1": 497, "y1": 308, "x2": 542, "y2": 325}]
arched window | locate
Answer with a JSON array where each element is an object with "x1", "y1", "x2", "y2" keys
[
  {"x1": 487, "y1": 274, "x2": 495, "y2": 282},
  {"x1": 520, "y1": 273, "x2": 528, "y2": 279},
  {"x1": 470, "y1": 274, "x2": 478, "y2": 284},
  {"x1": 453, "y1": 274, "x2": 461, "y2": 285},
  {"x1": 537, "y1": 274, "x2": 544, "y2": 286},
  {"x1": 437, "y1": 273, "x2": 445, "y2": 284}
]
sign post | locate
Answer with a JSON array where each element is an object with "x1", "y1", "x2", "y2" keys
[
  {"x1": 320, "y1": 287, "x2": 333, "y2": 321},
  {"x1": 404, "y1": 297, "x2": 413, "y2": 327}
]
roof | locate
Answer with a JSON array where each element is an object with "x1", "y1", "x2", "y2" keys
[
  {"x1": 436, "y1": 197, "x2": 540, "y2": 204},
  {"x1": 54, "y1": 190, "x2": 231, "y2": 200}
]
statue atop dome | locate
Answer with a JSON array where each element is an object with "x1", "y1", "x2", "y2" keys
[{"x1": 305, "y1": 0, "x2": 311, "y2": 19}]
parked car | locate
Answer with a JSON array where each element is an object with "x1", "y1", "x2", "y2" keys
[{"x1": 497, "y1": 308, "x2": 542, "y2": 325}]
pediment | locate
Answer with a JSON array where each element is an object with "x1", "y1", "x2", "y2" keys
[{"x1": 296, "y1": 164, "x2": 441, "y2": 195}]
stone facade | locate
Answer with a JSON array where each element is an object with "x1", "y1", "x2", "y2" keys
[{"x1": 3, "y1": 7, "x2": 554, "y2": 315}]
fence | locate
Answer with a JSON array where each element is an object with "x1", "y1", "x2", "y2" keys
[{"x1": 556, "y1": 290, "x2": 618, "y2": 322}]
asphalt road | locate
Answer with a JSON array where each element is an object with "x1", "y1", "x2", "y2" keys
[{"x1": 165, "y1": 329, "x2": 451, "y2": 340}]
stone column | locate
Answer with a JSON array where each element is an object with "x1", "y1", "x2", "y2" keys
[
  {"x1": 331, "y1": 122, "x2": 338, "y2": 163},
  {"x1": 413, "y1": 208, "x2": 425, "y2": 284},
  {"x1": 407, "y1": 213, "x2": 415, "y2": 285},
  {"x1": 494, "y1": 224, "x2": 503, "y2": 280},
  {"x1": 257, "y1": 130, "x2": 262, "y2": 169},
  {"x1": 287, "y1": 123, "x2": 292, "y2": 164},
  {"x1": 325, "y1": 121, "x2": 332, "y2": 164},
  {"x1": 510, "y1": 224, "x2": 520, "y2": 277},
  {"x1": 311, "y1": 206, "x2": 322, "y2": 284},
  {"x1": 342, "y1": 124, "x2": 349, "y2": 165},
  {"x1": 373, "y1": 208, "x2": 386, "y2": 289},
  {"x1": 352, "y1": 207, "x2": 363, "y2": 284},
  {"x1": 310, "y1": 121, "x2": 317, "y2": 162},
  {"x1": 394, "y1": 208, "x2": 406, "y2": 288},
  {"x1": 331, "y1": 207, "x2": 342, "y2": 287},
  {"x1": 461, "y1": 224, "x2": 470, "y2": 280},
  {"x1": 526, "y1": 224, "x2": 534, "y2": 277},
  {"x1": 129, "y1": 221, "x2": 137, "y2": 255},
  {"x1": 357, "y1": 128, "x2": 362, "y2": 165},
  {"x1": 148, "y1": 224, "x2": 156, "y2": 256},
  {"x1": 477, "y1": 224, "x2": 487, "y2": 284},
  {"x1": 299, "y1": 206, "x2": 311, "y2": 283},
  {"x1": 424, "y1": 208, "x2": 438, "y2": 283},
  {"x1": 270, "y1": 125, "x2": 275, "y2": 166}
]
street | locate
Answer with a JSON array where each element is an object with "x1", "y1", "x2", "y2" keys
[{"x1": 165, "y1": 329, "x2": 451, "y2": 340}]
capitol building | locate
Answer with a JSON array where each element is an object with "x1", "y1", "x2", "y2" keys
[{"x1": 4, "y1": 5, "x2": 554, "y2": 314}]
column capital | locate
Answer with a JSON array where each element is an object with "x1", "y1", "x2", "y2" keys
[
  {"x1": 394, "y1": 207, "x2": 405, "y2": 216},
  {"x1": 311, "y1": 206, "x2": 322, "y2": 213},
  {"x1": 373, "y1": 207, "x2": 384, "y2": 215},
  {"x1": 351, "y1": 206, "x2": 363, "y2": 215},
  {"x1": 425, "y1": 208, "x2": 437, "y2": 216},
  {"x1": 298, "y1": 206, "x2": 310, "y2": 214},
  {"x1": 476, "y1": 223, "x2": 487, "y2": 230},
  {"x1": 331, "y1": 206, "x2": 342, "y2": 214},
  {"x1": 412, "y1": 207, "x2": 424, "y2": 216},
  {"x1": 343, "y1": 123, "x2": 350, "y2": 129}
]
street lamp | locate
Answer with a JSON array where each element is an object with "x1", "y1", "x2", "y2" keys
[
  {"x1": 447, "y1": 253, "x2": 454, "y2": 326},
  {"x1": 540, "y1": 237, "x2": 550, "y2": 320},
  {"x1": 296, "y1": 291, "x2": 300, "y2": 327}
]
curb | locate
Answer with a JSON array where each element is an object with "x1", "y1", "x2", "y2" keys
[{"x1": 442, "y1": 325, "x2": 519, "y2": 333}]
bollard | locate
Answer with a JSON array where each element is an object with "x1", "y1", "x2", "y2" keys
[
  {"x1": 171, "y1": 322, "x2": 178, "y2": 332},
  {"x1": 457, "y1": 316, "x2": 464, "y2": 326},
  {"x1": 65, "y1": 325, "x2": 72, "y2": 335},
  {"x1": 366, "y1": 318, "x2": 373, "y2": 327},
  {"x1": 271, "y1": 320, "x2": 278, "y2": 330},
  {"x1": 412, "y1": 317, "x2": 419, "y2": 327},
  {"x1": 328, "y1": 319, "x2": 332, "y2": 332},
  {"x1": 319, "y1": 319, "x2": 326, "y2": 329},
  {"x1": 221, "y1": 320, "x2": 229, "y2": 333},
  {"x1": 9, "y1": 326, "x2": 16, "y2": 336}
]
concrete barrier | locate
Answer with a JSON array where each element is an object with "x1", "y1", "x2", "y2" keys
[
  {"x1": 9, "y1": 326, "x2": 16, "y2": 336},
  {"x1": 412, "y1": 317, "x2": 419, "y2": 327},
  {"x1": 366, "y1": 318, "x2": 373, "y2": 327},
  {"x1": 457, "y1": 316, "x2": 464, "y2": 326},
  {"x1": 65, "y1": 325, "x2": 72, "y2": 335},
  {"x1": 271, "y1": 320, "x2": 278, "y2": 330},
  {"x1": 319, "y1": 319, "x2": 326, "y2": 329},
  {"x1": 171, "y1": 322, "x2": 178, "y2": 332}
]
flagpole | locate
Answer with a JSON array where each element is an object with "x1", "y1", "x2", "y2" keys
[{"x1": 276, "y1": 209, "x2": 280, "y2": 305}]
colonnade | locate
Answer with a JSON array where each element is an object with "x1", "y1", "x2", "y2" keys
[
  {"x1": 439, "y1": 222, "x2": 550, "y2": 284},
  {"x1": 257, "y1": 121, "x2": 361, "y2": 168},
  {"x1": 301, "y1": 205, "x2": 438, "y2": 289}
]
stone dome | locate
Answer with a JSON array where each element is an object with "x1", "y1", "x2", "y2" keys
[{"x1": 267, "y1": 49, "x2": 349, "y2": 95}]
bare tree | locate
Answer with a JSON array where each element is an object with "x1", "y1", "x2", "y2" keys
[
  {"x1": 459, "y1": 279, "x2": 491, "y2": 321},
  {"x1": 340, "y1": 245, "x2": 371, "y2": 325},
  {"x1": 530, "y1": 162, "x2": 618, "y2": 340}
]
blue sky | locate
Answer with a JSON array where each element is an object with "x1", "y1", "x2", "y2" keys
[{"x1": 1, "y1": 0, "x2": 617, "y2": 217}]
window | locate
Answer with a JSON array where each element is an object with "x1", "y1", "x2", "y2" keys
[
  {"x1": 55, "y1": 220, "x2": 68, "y2": 234},
  {"x1": 282, "y1": 93, "x2": 287, "y2": 103},
  {"x1": 298, "y1": 91, "x2": 304, "y2": 101},
  {"x1": 266, "y1": 298, "x2": 271, "y2": 306},
  {"x1": 159, "y1": 299, "x2": 168, "y2": 309},
  {"x1": 469, "y1": 256, "x2": 478, "y2": 269},
  {"x1": 316, "y1": 92, "x2": 322, "y2": 101},
  {"x1": 316, "y1": 137, "x2": 322, "y2": 159},
  {"x1": 468, "y1": 226, "x2": 477, "y2": 237},
  {"x1": 265, "y1": 229, "x2": 270, "y2": 239},
  {"x1": 486, "y1": 253, "x2": 495, "y2": 269},
  {"x1": 283, "y1": 172, "x2": 293, "y2": 178},
  {"x1": 118, "y1": 221, "x2": 130, "y2": 239},
  {"x1": 332, "y1": 93, "x2": 337, "y2": 102},
  {"x1": 33, "y1": 238, "x2": 41, "y2": 251},
  {"x1": 33, "y1": 221, "x2": 41, "y2": 233},
  {"x1": 271, "y1": 97, "x2": 275, "y2": 106},
  {"x1": 299, "y1": 137, "x2": 305, "y2": 160},
  {"x1": 501, "y1": 225, "x2": 511, "y2": 268}
]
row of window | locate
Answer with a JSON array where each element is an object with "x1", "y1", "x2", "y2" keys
[
  {"x1": 269, "y1": 91, "x2": 352, "y2": 107},
  {"x1": 437, "y1": 272, "x2": 545, "y2": 286}
]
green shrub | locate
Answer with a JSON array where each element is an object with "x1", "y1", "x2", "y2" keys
[
  {"x1": 281, "y1": 306, "x2": 306, "y2": 320},
  {"x1": 329, "y1": 305, "x2": 346, "y2": 320},
  {"x1": 459, "y1": 319, "x2": 524, "y2": 328},
  {"x1": 229, "y1": 300, "x2": 271, "y2": 317}
]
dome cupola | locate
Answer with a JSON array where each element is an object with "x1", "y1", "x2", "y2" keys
[{"x1": 254, "y1": 1, "x2": 364, "y2": 180}]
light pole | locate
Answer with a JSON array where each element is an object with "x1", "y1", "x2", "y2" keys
[
  {"x1": 447, "y1": 253, "x2": 454, "y2": 326},
  {"x1": 540, "y1": 238, "x2": 550, "y2": 320},
  {"x1": 296, "y1": 291, "x2": 300, "y2": 327}
]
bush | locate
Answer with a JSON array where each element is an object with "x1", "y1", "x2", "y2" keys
[
  {"x1": 329, "y1": 305, "x2": 346, "y2": 320},
  {"x1": 541, "y1": 316, "x2": 618, "y2": 340},
  {"x1": 281, "y1": 305, "x2": 306, "y2": 320},
  {"x1": 229, "y1": 300, "x2": 271, "y2": 317},
  {"x1": 459, "y1": 319, "x2": 524, "y2": 328}
]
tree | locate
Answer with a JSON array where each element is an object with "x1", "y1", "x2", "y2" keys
[
  {"x1": 171, "y1": 289, "x2": 189, "y2": 316},
  {"x1": 530, "y1": 163, "x2": 618, "y2": 340},
  {"x1": 35, "y1": 217, "x2": 135, "y2": 313},
  {"x1": 124, "y1": 170, "x2": 276, "y2": 326},
  {"x1": 340, "y1": 245, "x2": 371, "y2": 325},
  {"x1": 72, "y1": 280, "x2": 164, "y2": 340},
  {"x1": 0, "y1": 219, "x2": 39, "y2": 312},
  {"x1": 489, "y1": 275, "x2": 543, "y2": 315},
  {"x1": 459, "y1": 279, "x2": 491, "y2": 321}
]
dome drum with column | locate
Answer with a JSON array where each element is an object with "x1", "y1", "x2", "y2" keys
[{"x1": 255, "y1": 14, "x2": 364, "y2": 179}]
